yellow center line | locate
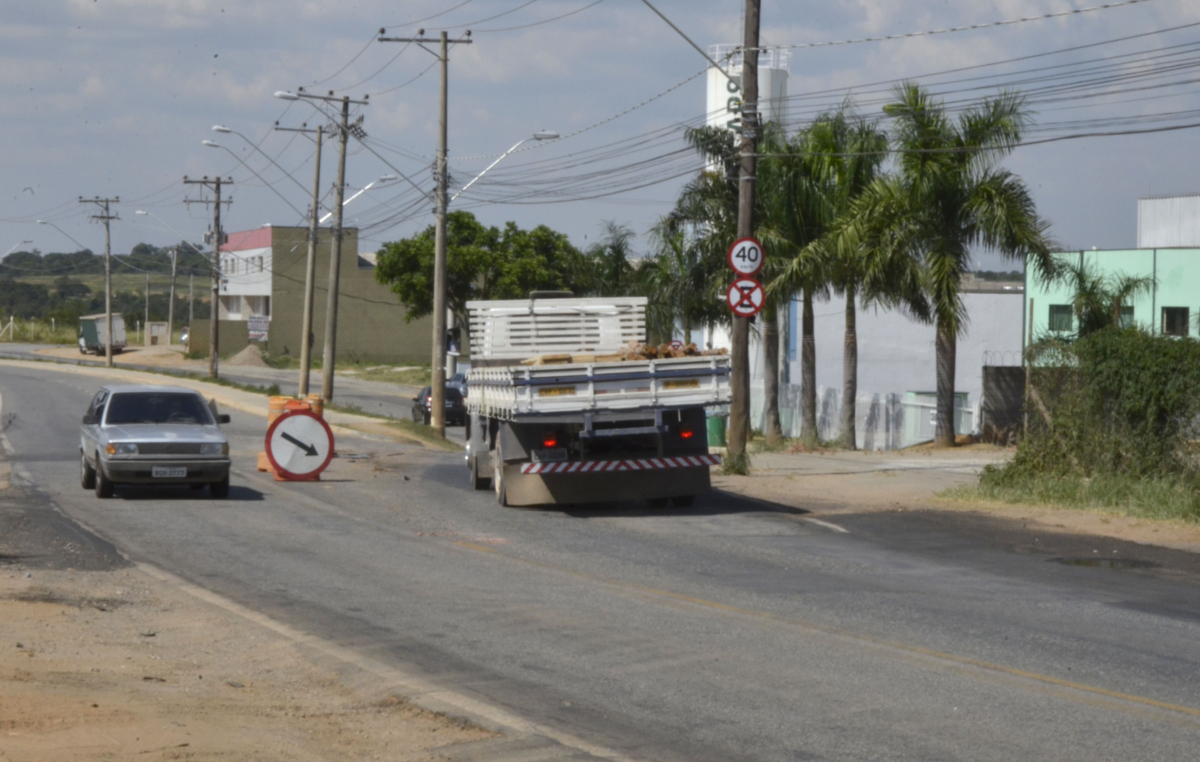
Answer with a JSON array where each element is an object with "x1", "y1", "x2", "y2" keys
[{"x1": 450, "y1": 540, "x2": 1200, "y2": 723}]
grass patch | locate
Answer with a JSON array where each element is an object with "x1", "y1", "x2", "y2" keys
[
  {"x1": 325, "y1": 401, "x2": 458, "y2": 450},
  {"x1": 948, "y1": 468, "x2": 1200, "y2": 523}
]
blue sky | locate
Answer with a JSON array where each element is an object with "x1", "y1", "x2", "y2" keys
[{"x1": 3, "y1": 0, "x2": 1198, "y2": 270}]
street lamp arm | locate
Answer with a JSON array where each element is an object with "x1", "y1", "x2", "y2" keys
[
  {"x1": 212, "y1": 126, "x2": 329, "y2": 210},
  {"x1": 36, "y1": 221, "x2": 90, "y2": 252},
  {"x1": 317, "y1": 174, "x2": 397, "y2": 224},
  {"x1": 203, "y1": 140, "x2": 307, "y2": 220},
  {"x1": 134, "y1": 211, "x2": 209, "y2": 259},
  {"x1": 450, "y1": 139, "x2": 529, "y2": 203}
]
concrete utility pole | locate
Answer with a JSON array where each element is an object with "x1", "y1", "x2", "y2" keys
[
  {"x1": 726, "y1": 0, "x2": 761, "y2": 469},
  {"x1": 183, "y1": 176, "x2": 232, "y2": 378},
  {"x1": 144, "y1": 272, "x2": 150, "y2": 343},
  {"x1": 378, "y1": 28, "x2": 472, "y2": 437},
  {"x1": 275, "y1": 123, "x2": 324, "y2": 397},
  {"x1": 188, "y1": 273, "x2": 194, "y2": 343},
  {"x1": 79, "y1": 197, "x2": 119, "y2": 368}
]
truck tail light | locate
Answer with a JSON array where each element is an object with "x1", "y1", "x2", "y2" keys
[
  {"x1": 679, "y1": 428, "x2": 695, "y2": 440},
  {"x1": 542, "y1": 432, "x2": 559, "y2": 448}
]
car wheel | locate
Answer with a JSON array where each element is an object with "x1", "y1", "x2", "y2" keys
[
  {"x1": 94, "y1": 461, "x2": 114, "y2": 499},
  {"x1": 80, "y1": 452, "x2": 96, "y2": 490},
  {"x1": 670, "y1": 495, "x2": 695, "y2": 508},
  {"x1": 423, "y1": 410, "x2": 431, "y2": 426},
  {"x1": 209, "y1": 475, "x2": 230, "y2": 499}
]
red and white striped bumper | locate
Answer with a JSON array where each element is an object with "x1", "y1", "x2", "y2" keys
[{"x1": 520, "y1": 454, "x2": 721, "y2": 475}]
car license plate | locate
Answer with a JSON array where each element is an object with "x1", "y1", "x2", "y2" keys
[
  {"x1": 152, "y1": 466, "x2": 187, "y2": 478},
  {"x1": 531, "y1": 448, "x2": 567, "y2": 463}
]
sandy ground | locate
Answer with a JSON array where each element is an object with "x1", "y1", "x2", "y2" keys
[
  {"x1": 35, "y1": 345, "x2": 204, "y2": 371},
  {"x1": 0, "y1": 566, "x2": 493, "y2": 762}
]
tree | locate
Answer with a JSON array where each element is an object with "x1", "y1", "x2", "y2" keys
[
  {"x1": 853, "y1": 84, "x2": 1056, "y2": 447},
  {"x1": 374, "y1": 211, "x2": 586, "y2": 327},
  {"x1": 584, "y1": 221, "x2": 637, "y2": 296},
  {"x1": 1059, "y1": 260, "x2": 1154, "y2": 337},
  {"x1": 797, "y1": 108, "x2": 929, "y2": 449}
]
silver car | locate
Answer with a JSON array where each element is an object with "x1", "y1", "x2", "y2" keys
[{"x1": 80, "y1": 384, "x2": 232, "y2": 499}]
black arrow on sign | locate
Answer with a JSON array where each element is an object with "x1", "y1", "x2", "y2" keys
[{"x1": 281, "y1": 432, "x2": 319, "y2": 457}]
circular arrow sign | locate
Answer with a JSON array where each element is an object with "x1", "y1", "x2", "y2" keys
[
  {"x1": 727, "y1": 236, "x2": 764, "y2": 276},
  {"x1": 265, "y1": 410, "x2": 335, "y2": 481},
  {"x1": 726, "y1": 277, "x2": 765, "y2": 318}
]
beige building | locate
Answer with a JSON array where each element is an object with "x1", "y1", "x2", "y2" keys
[{"x1": 191, "y1": 225, "x2": 433, "y2": 365}]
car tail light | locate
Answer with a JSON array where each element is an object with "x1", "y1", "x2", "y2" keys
[
  {"x1": 679, "y1": 428, "x2": 695, "y2": 440},
  {"x1": 542, "y1": 432, "x2": 559, "y2": 448}
]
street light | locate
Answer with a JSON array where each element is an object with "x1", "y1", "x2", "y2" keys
[
  {"x1": 431, "y1": 131, "x2": 559, "y2": 399},
  {"x1": 202, "y1": 139, "x2": 307, "y2": 219},
  {"x1": 134, "y1": 210, "x2": 201, "y2": 345},
  {"x1": 318, "y1": 174, "x2": 397, "y2": 223},
  {"x1": 211, "y1": 125, "x2": 322, "y2": 204},
  {"x1": 3, "y1": 240, "x2": 33, "y2": 257},
  {"x1": 450, "y1": 131, "x2": 558, "y2": 202},
  {"x1": 39, "y1": 219, "x2": 112, "y2": 365}
]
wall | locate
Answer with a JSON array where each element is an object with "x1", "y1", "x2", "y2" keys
[
  {"x1": 187, "y1": 319, "x2": 253, "y2": 358},
  {"x1": 1138, "y1": 196, "x2": 1200, "y2": 248},
  {"x1": 265, "y1": 227, "x2": 433, "y2": 365},
  {"x1": 749, "y1": 290, "x2": 1025, "y2": 448}
]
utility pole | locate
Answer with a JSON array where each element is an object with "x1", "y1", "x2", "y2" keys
[
  {"x1": 188, "y1": 273, "x2": 194, "y2": 343},
  {"x1": 183, "y1": 176, "x2": 232, "y2": 378},
  {"x1": 378, "y1": 28, "x2": 472, "y2": 437},
  {"x1": 726, "y1": 0, "x2": 761, "y2": 470},
  {"x1": 144, "y1": 272, "x2": 150, "y2": 345},
  {"x1": 79, "y1": 197, "x2": 119, "y2": 368},
  {"x1": 279, "y1": 89, "x2": 369, "y2": 403},
  {"x1": 168, "y1": 246, "x2": 177, "y2": 344},
  {"x1": 276, "y1": 122, "x2": 325, "y2": 397}
]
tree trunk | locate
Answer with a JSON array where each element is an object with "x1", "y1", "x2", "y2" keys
[
  {"x1": 840, "y1": 285, "x2": 858, "y2": 450},
  {"x1": 935, "y1": 316, "x2": 957, "y2": 447},
  {"x1": 763, "y1": 301, "x2": 783, "y2": 447},
  {"x1": 801, "y1": 290, "x2": 817, "y2": 446}
]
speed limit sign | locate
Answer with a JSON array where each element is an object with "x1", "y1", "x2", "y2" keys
[{"x1": 727, "y1": 237, "x2": 763, "y2": 276}]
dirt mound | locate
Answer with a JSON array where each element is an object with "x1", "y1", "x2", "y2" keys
[{"x1": 224, "y1": 344, "x2": 269, "y2": 367}]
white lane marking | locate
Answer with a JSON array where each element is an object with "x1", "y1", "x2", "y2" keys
[
  {"x1": 138, "y1": 563, "x2": 641, "y2": 762},
  {"x1": 801, "y1": 517, "x2": 850, "y2": 534}
]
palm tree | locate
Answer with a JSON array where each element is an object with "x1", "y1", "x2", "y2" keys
[
  {"x1": 640, "y1": 228, "x2": 724, "y2": 346},
  {"x1": 853, "y1": 84, "x2": 1056, "y2": 447},
  {"x1": 1060, "y1": 259, "x2": 1155, "y2": 336},
  {"x1": 801, "y1": 109, "x2": 930, "y2": 449},
  {"x1": 586, "y1": 221, "x2": 637, "y2": 296}
]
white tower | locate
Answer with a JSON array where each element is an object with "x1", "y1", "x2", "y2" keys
[{"x1": 706, "y1": 44, "x2": 790, "y2": 131}]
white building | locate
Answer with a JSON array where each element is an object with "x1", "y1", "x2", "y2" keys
[
  {"x1": 705, "y1": 45, "x2": 790, "y2": 131},
  {"x1": 216, "y1": 227, "x2": 272, "y2": 321}
]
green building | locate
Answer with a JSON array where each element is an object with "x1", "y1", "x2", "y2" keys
[
  {"x1": 1024, "y1": 248, "x2": 1200, "y2": 344},
  {"x1": 190, "y1": 225, "x2": 433, "y2": 364}
]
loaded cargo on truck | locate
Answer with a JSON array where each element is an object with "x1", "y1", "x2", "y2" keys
[
  {"x1": 464, "y1": 295, "x2": 731, "y2": 507},
  {"x1": 78, "y1": 314, "x2": 127, "y2": 355}
]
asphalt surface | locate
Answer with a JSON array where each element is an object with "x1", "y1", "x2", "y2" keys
[
  {"x1": 0, "y1": 343, "x2": 466, "y2": 441},
  {"x1": 3, "y1": 361, "x2": 1200, "y2": 761}
]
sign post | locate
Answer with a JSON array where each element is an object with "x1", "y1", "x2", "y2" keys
[{"x1": 265, "y1": 410, "x2": 335, "y2": 481}]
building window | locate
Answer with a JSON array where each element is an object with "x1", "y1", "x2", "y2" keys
[
  {"x1": 1048, "y1": 304, "x2": 1073, "y2": 332},
  {"x1": 1119, "y1": 305, "x2": 1134, "y2": 328},
  {"x1": 1162, "y1": 307, "x2": 1189, "y2": 337}
]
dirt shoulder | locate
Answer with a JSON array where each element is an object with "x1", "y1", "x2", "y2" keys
[{"x1": 715, "y1": 444, "x2": 1200, "y2": 555}]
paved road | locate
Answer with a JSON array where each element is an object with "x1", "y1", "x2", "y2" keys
[
  {"x1": 3, "y1": 362, "x2": 1200, "y2": 761},
  {"x1": 0, "y1": 343, "x2": 465, "y2": 442}
]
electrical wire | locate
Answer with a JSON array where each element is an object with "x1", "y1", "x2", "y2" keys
[{"x1": 471, "y1": 0, "x2": 606, "y2": 34}]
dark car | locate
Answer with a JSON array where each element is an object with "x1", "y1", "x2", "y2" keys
[
  {"x1": 411, "y1": 386, "x2": 466, "y2": 426},
  {"x1": 447, "y1": 372, "x2": 469, "y2": 397}
]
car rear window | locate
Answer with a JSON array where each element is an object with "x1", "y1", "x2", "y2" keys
[{"x1": 104, "y1": 392, "x2": 214, "y2": 425}]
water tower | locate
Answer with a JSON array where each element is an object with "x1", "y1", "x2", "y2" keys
[{"x1": 706, "y1": 44, "x2": 790, "y2": 131}]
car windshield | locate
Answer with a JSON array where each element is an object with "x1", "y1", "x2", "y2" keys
[{"x1": 104, "y1": 392, "x2": 214, "y2": 425}]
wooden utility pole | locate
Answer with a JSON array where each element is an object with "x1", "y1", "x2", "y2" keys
[
  {"x1": 275, "y1": 123, "x2": 324, "y2": 397},
  {"x1": 378, "y1": 29, "x2": 472, "y2": 437},
  {"x1": 726, "y1": 0, "x2": 761, "y2": 471},
  {"x1": 183, "y1": 176, "x2": 232, "y2": 378},
  {"x1": 80, "y1": 197, "x2": 119, "y2": 368},
  {"x1": 167, "y1": 246, "x2": 178, "y2": 343},
  {"x1": 321, "y1": 104, "x2": 350, "y2": 404},
  {"x1": 144, "y1": 272, "x2": 150, "y2": 344},
  {"x1": 188, "y1": 273, "x2": 194, "y2": 345}
]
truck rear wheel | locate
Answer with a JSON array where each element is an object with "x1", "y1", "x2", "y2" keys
[{"x1": 493, "y1": 441, "x2": 508, "y2": 507}]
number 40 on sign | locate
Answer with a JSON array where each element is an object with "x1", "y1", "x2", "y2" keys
[{"x1": 727, "y1": 237, "x2": 763, "y2": 276}]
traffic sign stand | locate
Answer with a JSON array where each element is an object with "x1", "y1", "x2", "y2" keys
[
  {"x1": 265, "y1": 410, "x2": 335, "y2": 482},
  {"x1": 726, "y1": 277, "x2": 765, "y2": 318}
]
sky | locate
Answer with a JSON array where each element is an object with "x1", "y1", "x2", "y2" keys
[{"x1": 3, "y1": 0, "x2": 1199, "y2": 271}]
